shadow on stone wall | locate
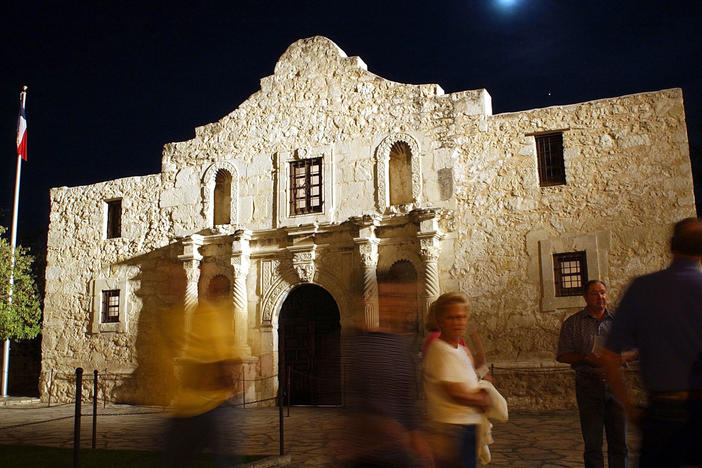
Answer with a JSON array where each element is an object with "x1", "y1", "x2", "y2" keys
[
  {"x1": 8, "y1": 335, "x2": 42, "y2": 396},
  {"x1": 111, "y1": 243, "x2": 187, "y2": 405}
]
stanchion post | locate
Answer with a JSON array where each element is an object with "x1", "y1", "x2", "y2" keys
[
  {"x1": 278, "y1": 387, "x2": 284, "y2": 456},
  {"x1": 92, "y1": 370, "x2": 98, "y2": 449},
  {"x1": 74, "y1": 367, "x2": 83, "y2": 468},
  {"x1": 48, "y1": 369, "x2": 53, "y2": 408},
  {"x1": 286, "y1": 365, "x2": 291, "y2": 417},
  {"x1": 241, "y1": 371, "x2": 245, "y2": 408}
]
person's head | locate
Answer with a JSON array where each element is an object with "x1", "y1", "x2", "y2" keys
[
  {"x1": 583, "y1": 280, "x2": 607, "y2": 315},
  {"x1": 431, "y1": 292, "x2": 470, "y2": 344},
  {"x1": 670, "y1": 217, "x2": 702, "y2": 259}
]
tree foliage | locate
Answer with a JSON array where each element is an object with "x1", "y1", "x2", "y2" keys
[{"x1": 0, "y1": 226, "x2": 41, "y2": 340}]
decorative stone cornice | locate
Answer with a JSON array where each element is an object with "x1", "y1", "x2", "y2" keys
[
  {"x1": 411, "y1": 207, "x2": 441, "y2": 233},
  {"x1": 178, "y1": 234, "x2": 204, "y2": 263},
  {"x1": 418, "y1": 235, "x2": 441, "y2": 263},
  {"x1": 231, "y1": 229, "x2": 253, "y2": 278},
  {"x1": 287, "y1": 245, "x2": 317, "y2": 283}
]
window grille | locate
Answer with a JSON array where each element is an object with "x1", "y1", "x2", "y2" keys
[
  {"x1": 290, "y1": 158, "x2": 323, "y2": 215},
  {"x1": 102, "y1": 290, "x2": 120, "y2": 323},
  {"x1": 535, "y1": 133, "x2": 566, "y2": 186},
  {"x1": 106, "y1": 199, "x2": 122, "y2": 239},
  {"x1": 553, "y1": 252, "x2": 587, "y2": 297}
]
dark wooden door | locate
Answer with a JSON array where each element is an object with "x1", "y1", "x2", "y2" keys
[{"x1": 279, "y1": 285, "x2": 341, "y2": 405}]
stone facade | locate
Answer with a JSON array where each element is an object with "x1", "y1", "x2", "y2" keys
[{"x1": 41, "y1": 36, "x2": 696, "y2": 408}]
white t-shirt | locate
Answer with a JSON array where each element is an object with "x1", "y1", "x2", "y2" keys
[{"x1": 423, "y1": 338, "x2": 482, "y2": 425}]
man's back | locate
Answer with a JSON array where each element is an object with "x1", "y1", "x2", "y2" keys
[{"x1": 607, "y1": 258, "x2": 702, "y2": 392}]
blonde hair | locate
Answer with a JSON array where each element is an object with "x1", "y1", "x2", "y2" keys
[{"x1": 428, "y1": 292, "x2": 470, "y2": 326}]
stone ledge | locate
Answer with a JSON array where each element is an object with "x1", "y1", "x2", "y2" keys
[{"x1": 234, "y1": 454, "x2": 292, "y2": 468}]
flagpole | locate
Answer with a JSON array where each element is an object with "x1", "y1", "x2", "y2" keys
[{"x1": 2, "y1": 85, "x2": 27, "y2": 397}]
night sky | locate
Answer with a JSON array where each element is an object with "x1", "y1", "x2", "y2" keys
[{"x1": 2, "y1": 0, "x2": 701, "y2": 248}]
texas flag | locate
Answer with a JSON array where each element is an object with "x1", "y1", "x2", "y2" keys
[{"x1": 16, "y1": 90, "x2": 27, "y2": 161}]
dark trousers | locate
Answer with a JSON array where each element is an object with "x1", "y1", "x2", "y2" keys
[
  {"x1": 456, "y1": 425, "x2": 477, "y2": 468},
  {"x1": 164, "y1": 404, "x2": 231, "y2": 468},
  {"x1": 575, "y1": 375, "x2": 628, "y2": 468},
  {"x1": 639, "y1": 398, "x2": 702, "y2": 468}
]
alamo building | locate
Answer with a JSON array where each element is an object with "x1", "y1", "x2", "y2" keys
[{"x1": 41, "y1": 37, "x2": 697, "y2": 409}]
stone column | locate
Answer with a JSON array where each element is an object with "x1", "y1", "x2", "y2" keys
[
  {"x1": 177, "y1": 235, "x2": 204, "y2": 321},
  {"x1": 356, "y1": 238, "x2": 379, "y2": 329},
  {"x1": 352, "y1": 214, "x2": 381, "y2": 329},
  {"x1": 414, "y1": 209, "x2": 442, "y2": 331},
  {"x1": 419, "y1": 235, "x2": 441, "y2": 316},
  {"x1": 231, "y1": 230, "x2": 253, "y2": 357}
]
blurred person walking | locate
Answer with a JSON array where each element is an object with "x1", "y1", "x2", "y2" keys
[
  {"x1": 164, "y1": 275, "x2": 244, "y2": 468},
  {"x1": 342, "y1": 270, "x2": 433, "y2": 467},
  {"x1": 603, "y1": 217, "x2": 702, "y2": 468}
]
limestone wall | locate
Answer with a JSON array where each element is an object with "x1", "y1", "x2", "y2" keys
[
  {"x1": 449, "y1": 88, "x2": 695, "y2": 366},
  {"x1": 41, "y1": 36, "x2": 696, "y2": 409}
]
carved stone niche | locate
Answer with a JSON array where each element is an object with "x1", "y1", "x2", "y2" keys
[{"x1": 288, "y1": 245, "x2": 317, "y2": 283}]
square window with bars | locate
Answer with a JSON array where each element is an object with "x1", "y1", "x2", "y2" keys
[
  {"x1": 553, "y1": 252, "x2": 588, "y2": 297},
  {"x1": 102, "y1": 289, "x2": 120, "y2": 323},
  {"x1": 290, "y1": 157, "x2": 323, "y2": 215},
  {"x1": 535, "y1": 132, "x2": 566, "y2": 186}
]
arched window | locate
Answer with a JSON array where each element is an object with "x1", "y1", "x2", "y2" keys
[
  {"x1": 388, "y1": 141, "x2": 413, "y2": 206},
  {"x1": 206, "y1": 274, "x2": 231, "y2": 301},
  {"x1": 378, "y1": 260, "x2": 418, "y2": 333},
  {"x1": 213, "y1": 170, "x2": 232, "y2": 225}
]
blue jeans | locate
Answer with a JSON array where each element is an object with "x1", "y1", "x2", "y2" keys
[
  {"x1": 456, "y1": 424, "x2": 477, "y2": 468},
  {"x1": 575, "y1": 375, "x2": 628, "y2": 468}
]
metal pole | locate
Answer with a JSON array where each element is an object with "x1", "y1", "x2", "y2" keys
[
  {"x1": 2, "y1": 86, "x2": 27, "y2": 397},
  {"x1": 74, "y1": 367, "x2": 83, "y2": 468},
  {"x1": 92, "y1": 370, "x2": 98, "y2": 449},
  {"x1": 241, "y1": 371, "x2": 245, "y2": 408},
  {"x1": 286, "y1": 365, "x2": 291, "y2": 417},
  {"x1": 278, "y1": 387, "x2": 284, "y2": 456},
  {"x1": 48, "y1": 369, "x2": 54, "y2": 407}
]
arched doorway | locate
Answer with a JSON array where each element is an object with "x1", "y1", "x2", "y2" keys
[{"x1": 279, "y1": 284, "x2": 341, "y2": 405}]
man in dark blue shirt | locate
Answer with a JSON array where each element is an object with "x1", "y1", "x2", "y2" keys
[{"x1": 604, "y1": 217, "x2": 702, "y2": 468}]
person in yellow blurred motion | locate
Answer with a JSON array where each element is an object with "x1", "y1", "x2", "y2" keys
[{"x1": 164, "y1": 275, "x2": 244, "y2": 468}]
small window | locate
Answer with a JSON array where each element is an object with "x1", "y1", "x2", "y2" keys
[
  {"x1": 106, "y1": 199, "x2": 122, "y2": 239},
  {"x1": 290, "y1": 158, "x2": 323, "y2": 215},
  {"x1": 535, "y1": 133, "x2": 566, "y2": 186},
  {"x1": 101, "y1": 289, "x2": 120, "y2": 323},
  {"x1": 213, "y1": 170, "x2": 232, "y2": 225},
  {"x1": 553, "y1": 252, "x2": 587, "y2": 297}
]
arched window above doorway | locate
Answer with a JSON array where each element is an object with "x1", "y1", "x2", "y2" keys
[
  {"x1": 213, "y1": 170, "x2": 232, "y2": 225},
  {"x1": 388, "y1": 141, "x2": 413, "y2": 206},
  {"x1": 375, "y1": 133, "x2": 422, "y2": 213},
  {"x1": 201, "y1": 161, "x2": 240, "y2": 228}
]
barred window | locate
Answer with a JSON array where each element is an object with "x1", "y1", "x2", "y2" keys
[
  {"x1": 553, "y1": 252, "x2": 587, "y2": 297},
  {"x1": 102, "y1": 290, "x2": 120, "y2": 323},
  {"x1": 290, "y1": 158, "x2": 323, "y2": 215},
  {"x1": 106, "y1": 199, "x2": 122, "y2": 239},
  {"x1": 535, "y1": 133, "x2": 566, "y2": 186}
]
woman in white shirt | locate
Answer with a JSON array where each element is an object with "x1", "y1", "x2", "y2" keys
[{"x1": 424, "y1": 293, "x2": 490, "y2": 468}]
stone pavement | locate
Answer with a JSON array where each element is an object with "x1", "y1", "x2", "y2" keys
[{"x1": 0, "y1": 398, "x2": 640, "y2": 467}]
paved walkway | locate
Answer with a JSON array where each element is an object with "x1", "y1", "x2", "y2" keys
[{"x1": 0, "y1": 398, "x2": 640, "y2": 467}]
